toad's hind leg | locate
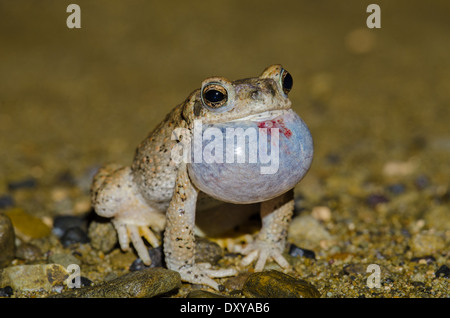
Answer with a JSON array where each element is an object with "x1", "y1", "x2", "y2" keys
[
  {"x1": 240, "y1": 189, "x2": 294, "y2": 271},
  {"x1": 91, "y1": 164, "x2": 166, "y2": 265}
]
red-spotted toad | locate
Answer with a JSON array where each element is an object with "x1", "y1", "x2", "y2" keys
[{"x1": 91, "y1": 65, "x2": 313, "y2": 290}]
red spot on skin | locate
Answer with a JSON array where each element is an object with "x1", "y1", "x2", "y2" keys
[{"x1": 257, "y1": 118, "x2": 292, "y2": 138}]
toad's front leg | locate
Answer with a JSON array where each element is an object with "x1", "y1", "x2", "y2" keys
[
  {"x1": 241, "y1": 190, "x2": 294, "y2": 271},
  {"x1": 164, "y1": 163, "x2": 236, "y2": 290}
]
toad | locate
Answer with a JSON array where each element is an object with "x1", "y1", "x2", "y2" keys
[{"x1": 91, "y1": 65, "x2": 313, "y2": 290}]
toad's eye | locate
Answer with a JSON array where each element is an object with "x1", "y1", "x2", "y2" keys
[
  {"x1": 280, "y1": 69, "x2": 293, "y2": 95},
  {"x1": 202, "y1": 84, "x2": 228, "y2": 109}
]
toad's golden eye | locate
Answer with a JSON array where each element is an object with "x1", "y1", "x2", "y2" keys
[
  {"x1": 280, "y1": 69, "x2": 293, "y2": 95},
  {"x1": 201, "y1": 84, "x2": 228, "y2": 109}
]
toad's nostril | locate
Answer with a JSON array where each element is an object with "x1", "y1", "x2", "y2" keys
[{"x1": 266, "y1": 82, "x2": 276, "y2": 97}]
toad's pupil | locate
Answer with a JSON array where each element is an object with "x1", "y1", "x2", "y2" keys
[
  {"x1": 205, "y1": 90, "x2": 225, "y2": 103},
  {"x1": 283, "y1": 72, "x2": 293, "y2": 92}
]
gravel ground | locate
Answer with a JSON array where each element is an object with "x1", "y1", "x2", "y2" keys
[{"x1": 0, "y1": 1, "x2": 448, "y2": 298}]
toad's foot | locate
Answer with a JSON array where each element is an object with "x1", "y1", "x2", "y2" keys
[
  {"x1": 240, "y1": 240, "x2": 291, "y2": 272},
  {"x1": 178, "y1": 263, "x2": 237, "y2": 291},
  {"x1": 113, "y1": 220, "x2": 161, "y2": 266}
]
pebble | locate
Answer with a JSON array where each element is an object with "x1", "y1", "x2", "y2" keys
[
  {"x1": 80, "y1": 276, "x2": 93, "y2": 287},
  {"x1": 7, "y1": 177, "x2": 37, "y2": 191},
  {"x1": 288, "y1": 215, "x2": 331, "y2": 247},
  {"x1": 311, "y1": 206, "x2": 332, "y2": 222},
  {"x1": 366, "y1": 194, "x2": 389, "y2": 208},
  {"x1": 0, "y1": 195, "x2": 14, "y2": 209},
  {"x1": 223, "y1": 272, "x2": 252, "y2": 292},
  {"x1": 414, "y1": 175, "x2": 430, "y2": 190},
  {"x1": 60, "y1": 227, "x2": 90, "y2": 247},
  {"x1": 130, "y1": 246, "x2": 164, "y2": 270},
  {"x1": 410, "y1": 232, "x2": 445, "y2": 257},
  {"x1": 3, "y1": 208, "x2": 51, "y2": 240},
  {"x1": 51, "y1": 267, "x2": 181, "y2": 298},
  {"x1": 435, "y1": 265, "x2": 450, "y2": 278},
  {"x1": 52, "y1": 215, "x2": 87, "y2": 238},
  {"x1": 342, "y1": 264, "x2": 366, "y2": 275},
  {"x1": 0, "y1": 286, "x2": 13, "y2": 297},
  {"x1": 15, "y1": 242, "x2": 43, "y2": 261},
  {"x1": 242, "y1": 270, "x2": 320, "y2": 298},
  {"x1": 411, "y1": 273, "x2": 425, "y2": 283},
  {"x1": 382, "y1": 160, "x2": 417, "y2": 177},
  {"x1": 194, "y1": 236, "x2": 224, "y2": 264},
  {"x1": 325, "y1": 153, "x2": 341, "y2": 165},
  {"x1": 0, "y1": 214, "x2": 16, "y2": 268},
  {"x1": 0, "y1": 264, "x2": 69, "y2": 292},
  {"x1": 87, "y1": 220, "x2": 117, "y2": 253},
  {"x1": 55, "y1": 170, "x2": 77, "y2": 186},
  {"x1": 288, "y1": 244, "x2": 316, "y2": 260},
  {"x1": 410, "y1": 255, "x2": 436, "y2": 265},
  {"x1": 386, "y1": 183, "x2": 406, "y2": 195}
]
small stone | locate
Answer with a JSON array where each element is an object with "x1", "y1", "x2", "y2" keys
[
  {"x1": 129, "y1": 258, "x2": 149, "y2": 271},
  {"x1": 410, "y1": 232, "x2": 445, "y2": 257},
  {"x1": 55, "y1": 170, "x2": 77, "y2": 186},
  {"x1": 343, "y1": 264, "x2": 366, "y2": 275},
  {"x1": 0, "y1": 195, "x2": 14, "y2": 209},
  {"x1": 243, "y1": 270, "x2": 320, "y2": 298},
  {"x1": 382, "y1": 160, "x2": 417, "y2": 177},
  {"x1": 51, "y1": 268, "x2": 181, "y2": 298},
  {"x1": 311, "y1": 206, "x2": 332, "y2": 222},
  {"x1": 0, "y1": 286, "x2": 13, "y2": 297},
  {"x1": 288, "y1": 215, "x2": 331, "y2": 247},
  {"x1": 48, "y1": 253, "x2": 81, "y2": 268},
  {"x1": 411, "y1": 273, "x2": 425, "y2": 283},
  {"x1": 187, "y1": 290, "x2": 226, "y2": 298},
  {"x1": 435, "y1": 265, "x2": 450, "y2": 278},
  {"x1": 7, "y1": 177, "x2": 37, "y2": 191},
  {"x1": 410, "y1": 255, "x2": 436, "y2": 265},
  {"x1": 15, "y1": 242, "x2": 43, "y2": 261},
  {"x1": 52, "y1": 215, "x2": 87, "y2": 238},
  {"x1": 60, "y1": 227, "x2": 89, "y2": 247},
  {"x1": 223, "y1": 272, "x2": 252, "y2": 292},
  {"x1": 130, "y1": 246, "x2": 164, "y2": 270},
  {"x1": 366, "y1": 194, "x2": 389, "y2": 208},
  {"x1": 288, "y1": 244, "x2": 316, "y2": 260},
  {"x1": 80, "y1": 276, "x2": 93, "y2": 287},
  {"x1": 4, "y1": 208, "x2": 51, "y2": 240},
  {"x1": 88, "y1": 220, "x2": 117, "y2": 253},
  {"x1": 194, "y1": 236, "x2": 223, "y2": 264},
  {"x1": 414, "y1": 175, "x2": 429, "y2": 190},
  {"x1": 325, "y1": 153, "x2": 341, "y2": 165},
  {"x1": 411, "y1": 281, "x2": 425, "y2": 287},
  {"x1": 386, "y1": 183, "x2": 406, "y2": 195},
  {"x1": 0, "y1": 264, "x2": 69, "y2": 291},
  {"x1": 0, "y1": 214, "x2": 16, "y2": 268}
]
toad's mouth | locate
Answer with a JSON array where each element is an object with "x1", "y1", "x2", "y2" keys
[{"x1": 228, "y1": 109, "x2": 290, "y2": 123}]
